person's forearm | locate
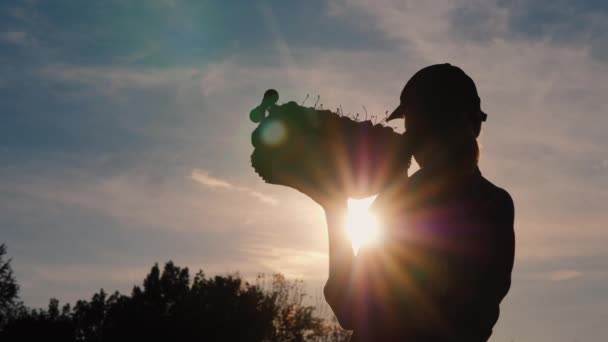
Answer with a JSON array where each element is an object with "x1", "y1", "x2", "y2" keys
[
  {"x1": 323, "y1": 202, "x2": 357, "y2": 329},
  {"x1": 324, "y1": 203, "x2": 354, "y2": 279}
]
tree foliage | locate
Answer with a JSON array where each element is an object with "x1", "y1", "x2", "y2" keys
[
  {"x1": 0, "y1": 244, "x2": 22, "y2": 329},
  {"x1": 0, "y1": 258, "x2": 350, "y2": 342}
]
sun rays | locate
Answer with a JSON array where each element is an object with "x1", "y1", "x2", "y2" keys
[{"x1": 345, "y1": 196, "x2": 382, "y2": 254}]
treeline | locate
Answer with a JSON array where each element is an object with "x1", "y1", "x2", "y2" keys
[{"x1": 0, "y1": 244, "x2": 350, "y2": 341}]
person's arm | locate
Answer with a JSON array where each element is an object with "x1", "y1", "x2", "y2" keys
[
  {"x1": 456, "y1": 188, "x2": 515, "y2": 337},
  {"x1": 289, "y1": 184, "x2": 359, "y2": 329},
  {"x1": 321, "y1": 202, "x2": 358, "y2": 330}
]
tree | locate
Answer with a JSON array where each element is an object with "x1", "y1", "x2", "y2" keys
[
  {"x1": 0, "y1": 258, "x2": 351, "y2": 341},
  {"x1": 0, "y1": 244, "x2": 21, "y2": 329},
  {"x1": 1, "y1": 298, "x2": 74, "y2": 341},
  {"x1": 261, "y1": 274, "x2": 325, "y2": 342}
]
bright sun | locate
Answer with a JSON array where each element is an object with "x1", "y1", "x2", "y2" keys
[{"x1": 345, "y1": 195, "x2": 382, "y2": 254}]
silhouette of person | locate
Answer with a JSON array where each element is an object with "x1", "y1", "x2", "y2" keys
[{"x1": 309, "y1": 64, "x2": 515, "y2": 341}]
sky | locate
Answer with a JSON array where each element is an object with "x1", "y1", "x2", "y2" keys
[{"x1": 1, "y1": 0, "x2": 607, "y2": 340}]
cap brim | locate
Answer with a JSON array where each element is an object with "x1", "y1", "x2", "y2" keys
[
  {"x1": 387, "y1": 105, "x2": 488, "y2": 122},
  {"x1": 386, "y1": 104, "x2": 406, "y2": 121}
]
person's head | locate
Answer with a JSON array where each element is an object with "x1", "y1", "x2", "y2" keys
[{"x1": 388, "y1": 64, "x2": 487, "y2": 171}]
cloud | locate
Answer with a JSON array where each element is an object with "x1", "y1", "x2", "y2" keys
[
  {"x1": 191, "y1": 169, "x2": 278, "y2": 206},
  {"x1": 0, "y1": 30, "x2": 35, "y2": 47},
  {"x1": 0, "y1": 168, "x2": 224, "y2": 233},
  {"x1": 190, "y1": 169, "x2": 232, "y2": 189},
  {"x1": 241, "y1": 245, "x2": 327, "y2": 279},
  {"x1": 248, "y1": 191, "x2": 279, "y2": 206},
  {"x1": 539, "y1": 269, "x2": 582, "y2": 281},
  {"x1": 40, "y1": 64, "x2": 200, "y2": 91}
]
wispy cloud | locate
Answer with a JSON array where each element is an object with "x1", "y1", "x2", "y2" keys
[
  {"x1": 191, "y1": 169, "x2": 278, "y2": 206},
  {"x1": 539, "y1": 269, "x2": 582, "y2": 281},
  {"x1": 241, "y1": 245, "x2": 327, "y2": 279},
  {"x1": 190, "y1": 169, "x2": 232, "y2": 189},
  {"x1": 248, "y1": 191, "x2": 279, "y2": 206},
  {"x1": 0, "y1": 30, "x2": 35, "y2": 47},
  {"x1": 40, "y1": 64, "x2": 200, "y2": 91}
]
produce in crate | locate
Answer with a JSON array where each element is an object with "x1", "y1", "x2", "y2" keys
[{"x1": 250, "y1": 90, "x2": 412, "y2": 199}]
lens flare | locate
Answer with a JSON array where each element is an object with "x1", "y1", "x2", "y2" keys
[
  {"x1": 260, "y1": 119, "x2": 287, "y2": 147},
  {"x1": 345, "y1": 195, "x2": 381, "y2": 254}
]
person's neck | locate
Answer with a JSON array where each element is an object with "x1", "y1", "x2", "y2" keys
[{"x1": 417, "y1": 162, "x2": 479, "y2": 188}]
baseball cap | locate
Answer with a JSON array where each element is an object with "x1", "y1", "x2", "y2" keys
[{"x1": 387, "y1": 63, "x2": 488, "y2": 123}]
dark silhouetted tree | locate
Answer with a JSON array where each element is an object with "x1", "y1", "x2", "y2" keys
[
  {"x1": 0, "y1": 244, "x2": 24, "y2": 330},
  {"x1": 0, "y1": 258, "x2": 350, "y2": 341},
  {"x1": 1, "y1": 298, "x2": 74, "y2": 341}
]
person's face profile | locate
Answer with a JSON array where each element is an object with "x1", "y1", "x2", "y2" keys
[{"x1": 403, "y1": 105, "x2": 445, "y2": 168}]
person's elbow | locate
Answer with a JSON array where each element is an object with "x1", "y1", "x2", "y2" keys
[{"x1": 323, "y1": 282, "x2": 356, "y2": 330}]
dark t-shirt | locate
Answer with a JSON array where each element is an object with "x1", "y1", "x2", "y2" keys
[{"x1": 324, "y1": 167, "x2": 515, "y2": 342}]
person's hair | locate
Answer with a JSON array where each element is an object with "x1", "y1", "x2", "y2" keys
[{"x1": 444, "y1": 115, "x2": 481, "y2": 170}]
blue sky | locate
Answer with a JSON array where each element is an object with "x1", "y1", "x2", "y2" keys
[{"x1": 1, "y1": 0, "x2": 607, "y2": 341}]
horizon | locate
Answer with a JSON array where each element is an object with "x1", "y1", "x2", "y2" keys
[{"x1": 1, "y1": 1, "x2": 607, "y2": 341}]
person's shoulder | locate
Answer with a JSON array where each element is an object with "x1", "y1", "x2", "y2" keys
[
  {"x1": 478, "y1": 176, "x2": 512, "y2": 202},
  {"x1": 478, "y1": 175, "x2": 514, "y2": 219}
]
